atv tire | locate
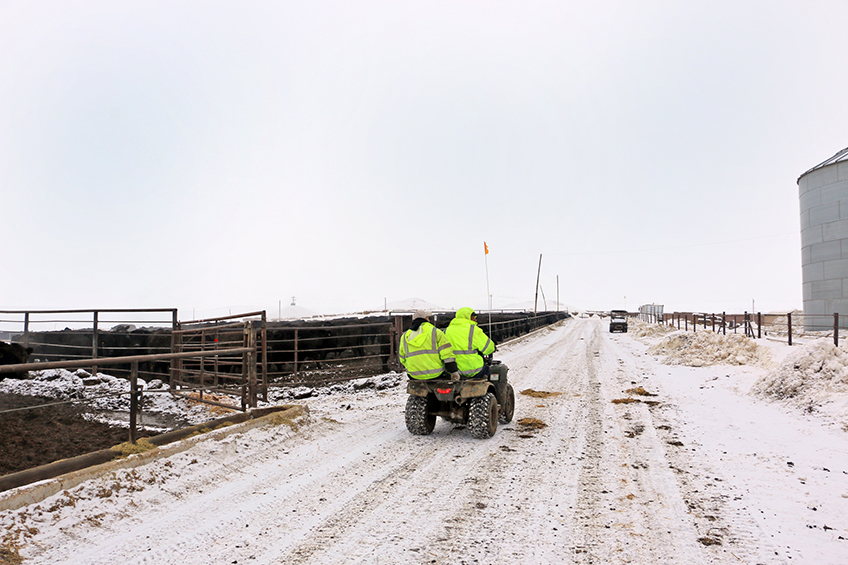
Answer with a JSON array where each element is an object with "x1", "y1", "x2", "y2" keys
[
  {"x1": 405, "y1": 395, "x2": 435, "y2": 435},
  {"x1": 468, "y1": 392, "x2": 498, "y2": 439},
  {"x1": 498, "y1": 384, "x2": 515, "y2": 424}
]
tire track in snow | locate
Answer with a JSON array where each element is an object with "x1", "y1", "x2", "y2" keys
[
  {"x1": 591, "y1": 328, "x2": 710, "y2": 565},
  {"x1": 571, "y1": 322, "x2": 607, "y2": 563},
  {"x1": 423, "y1": 319, "x2": 591, "y2": 563},
  {"x1": 606, "y1": 333, "x2": 785, "y2": 564}
]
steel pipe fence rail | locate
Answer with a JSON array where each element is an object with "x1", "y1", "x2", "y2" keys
[
  {"x1": 1, "y1": 308, "x2": 178, "y2": 381},
  {"x1": 171, "y1": 312, "x2": 267, "y2": 409},
  {"x1": 263, "y1": 318, "x2": 397, "y2": 386},
  {"x1": 2, "y1": 309, "x2": 569, "y2": 392},
  {"x1": 0, "y1": 347, "x2": 254, "y2": 444},
  {"x1": 268, "y1": 312, "x2": 567, "y2": 388}
]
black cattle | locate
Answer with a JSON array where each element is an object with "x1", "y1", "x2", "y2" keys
[{"x1": 0, "y1": 341, "x2": 33, "y2": 380}]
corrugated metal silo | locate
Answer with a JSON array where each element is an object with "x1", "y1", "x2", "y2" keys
[{"x1": 798, "y1": 146, "x2": 848, "y2": 329}]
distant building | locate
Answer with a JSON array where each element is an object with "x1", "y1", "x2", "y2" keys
[
  {"x1": 639, "y1": 304, "x2": 664, "y2": 322},
  {"x1": 798, "y1": 146, "x2": 848, "y2": 329}
]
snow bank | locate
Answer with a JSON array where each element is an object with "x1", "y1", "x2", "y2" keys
[
  {"x1": 751, "y1": 338, "x2": 848, "y2": 422},
  {"x1": 647, "y1": 330, "x2": 771, "y2": 367},
  {"x1": 627, "y1": 318, "x2": 676, "y2": 340},
  {"x1": 768, "y1": 310, "x2": 804, "y2": 335}
]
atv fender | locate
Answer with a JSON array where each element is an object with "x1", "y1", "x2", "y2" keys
[
  {"x1": 406, "y1": 379, "x2": 491, "y2": 400},
  {"x1": 456, "y1": 381, "x2": 491, "y2": 399},
  {"x1": 407, "y1": 380, "x2": 431, "y2": 397}
]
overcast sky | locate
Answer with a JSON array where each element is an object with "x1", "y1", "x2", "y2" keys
[{"x1": 2, "y1": 1, "x2": 847, "y2": 320}]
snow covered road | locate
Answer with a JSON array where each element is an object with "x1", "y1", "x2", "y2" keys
[{"x1": 3, "y1": 317, "x2": 848, "y2": 564}]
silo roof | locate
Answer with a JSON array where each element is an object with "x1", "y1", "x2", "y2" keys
[{"x1": 798, "y1": 146, "x2": 848, "y2": 183}]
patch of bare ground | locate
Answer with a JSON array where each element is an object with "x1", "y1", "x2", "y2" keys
[{"x1": 0, "y1": 393, "x2": 151, "y2": 476}]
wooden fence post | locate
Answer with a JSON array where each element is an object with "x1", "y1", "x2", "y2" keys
[
  {"x1": 788, "y1": 312, "x2": 793, "y2": 346},
  {"x1": 835, "y1": 313, "x2": 840, "y2": 347}
]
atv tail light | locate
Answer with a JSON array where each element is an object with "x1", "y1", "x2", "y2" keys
[{"x1": 436, "y1": 388, "x2": 452, "y2": 394}]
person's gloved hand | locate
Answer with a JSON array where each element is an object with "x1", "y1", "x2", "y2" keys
[{"x1": 450, "y1": 372, "x2": 460, "y2": 381}]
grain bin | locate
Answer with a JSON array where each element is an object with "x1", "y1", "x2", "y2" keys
[{"x1": 798, "y1": 146, "x2": 848, "y2": 329}]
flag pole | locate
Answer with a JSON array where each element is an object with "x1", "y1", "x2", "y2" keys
[{"x1": 484, "y1": 242, "x2": 492, "y2": 334}]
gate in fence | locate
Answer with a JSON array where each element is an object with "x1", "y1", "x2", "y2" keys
[{"x1": 170, "y1": 311, "x2": 268, "y2": 410}]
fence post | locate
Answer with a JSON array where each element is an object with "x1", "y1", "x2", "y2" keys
[
  {"x1": 685, "y1": 315, "x2": 688, "y2": 332},
  {"x1": 200, "y1": 330, "x2": 207, "y2": 398},
  {"x1": 22, "y1": 312, "x2": 30, "y2": 349},
  {"x1": 247, "y1": 321, "x2": 257, "y2": 409},
  {"x1": 92, "y1": 311, "x2": 99, "y2": 377},
  {"x1": 835, "y1": 313, "x2": 840, "y2": 347},
  {"x1": 170, "y1": 322, "x2": 182, "y2": 388},
  {"x1": 712, "y1": 314, "x2": 715, "y2": 332},
  {"x1": 788, "y1": 312, "x2": 793, "y2": 346},
  {"x1": 129, "y1": 361, "x2": 139, "y2": 444},
  {"x1": 758, "y1": 312, "x2": 762, "y2": 339},
  {"x1": 261, "y1": 312, "x2": 268, "y2": 403},
  {"x1": 294, "y1": 328, "x2": 299, "y2": 379}
]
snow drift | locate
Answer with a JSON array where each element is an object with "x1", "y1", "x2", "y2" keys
[
  {"x1": 752, "y1": 338, "x2": 848, "y2": 423},
  {"x1": 647, "y1": 329, "x2": 771, "y2": 367}
]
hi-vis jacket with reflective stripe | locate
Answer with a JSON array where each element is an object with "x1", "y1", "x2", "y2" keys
[
  {"x1": 445, "y1": 307, "x2": 495, "y2": 376},
  {"x1": 399, "y1": 322, "x2": 456, "y2": 379}
]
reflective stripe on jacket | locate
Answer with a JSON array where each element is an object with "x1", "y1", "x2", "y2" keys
[
  {"x1": 445, "y1": 307, "x2": 495, "y2": 376},
  {"x1": 399, "y1": 322, "x2": 456, "y2": 379}
]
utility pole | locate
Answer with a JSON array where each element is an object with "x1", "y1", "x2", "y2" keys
[{"x1": 534, "y1": 254, "x2": 542, "y2": 317}]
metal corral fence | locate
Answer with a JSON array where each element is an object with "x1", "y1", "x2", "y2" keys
[
  {"x1": 1, "y1": 308, "x2": 569, "y2": 408},
  {"x1": 650, "y1": 311, "x2": 845, "y2": 347},
  {"x1": 265, "y1": 311, "x2": 569, "y2": 388},
  {"x1": 0, "y1": 347, "x2": 253, "y2": 444},
  {"x1": 0, "y1": 309, "x2": 177, "y2": 380},
  {"x1": 171, "y1": 311, "x2": 268, "y2": 408}
]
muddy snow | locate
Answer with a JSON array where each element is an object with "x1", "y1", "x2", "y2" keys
[{"x1": 2, "y1": 317, "x2": 848, "y2": 564}]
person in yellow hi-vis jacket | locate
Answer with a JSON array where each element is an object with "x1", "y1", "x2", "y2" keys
[
  {"x1": 399, "y1": 310, "x2": 460, "y2": 381},
  {"x1": 444, "y1": 307, "x2": 496, "y2": 377},
  {"x1": 445, "y1": 307, "x2": 509, "y2": 401}
]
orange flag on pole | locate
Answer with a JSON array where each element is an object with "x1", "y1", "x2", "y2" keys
[{"x1": 484, "y1": 241, "x2": 489, "y2": 255}]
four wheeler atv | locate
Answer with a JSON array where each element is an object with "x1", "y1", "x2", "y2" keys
[{"x1": 405, "y1": 360, "x2": 514, "y2": 439}]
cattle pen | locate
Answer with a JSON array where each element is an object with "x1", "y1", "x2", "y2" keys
[{"x1": 1, "y1": 308, "x2": 569, "y2": 411}]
